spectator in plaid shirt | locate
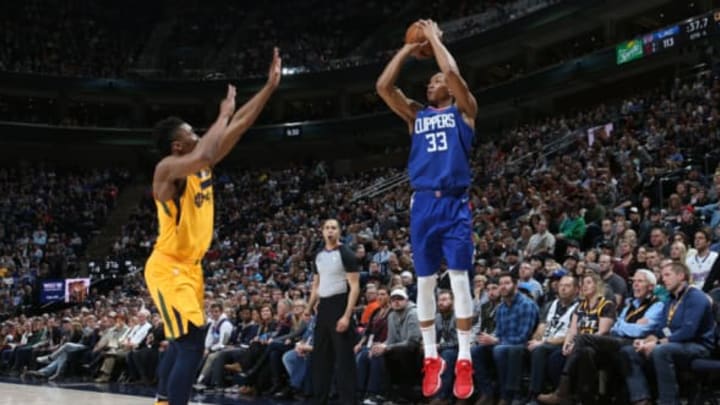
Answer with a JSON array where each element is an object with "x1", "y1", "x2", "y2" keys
[{"x1": 471, "y1": 272, "x2": 539, "y2": 404}]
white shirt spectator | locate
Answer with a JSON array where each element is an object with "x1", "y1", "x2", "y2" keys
[
  {"x1": 685, "y1": 250, "x2": 718, "y2": 289},
  {"x1": 205, "y1": 313, "x2": 233, "y2": 352},
  {"x1": 541, "y1": 298, "x2": 578, "y2": 340},
  {"x1": 125, "y1": 321, "x2": 152, "y2": 348}
]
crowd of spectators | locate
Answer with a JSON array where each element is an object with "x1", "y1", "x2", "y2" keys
[
  {"x1": 0, "y1": 0, "x2": 160, "y2": 78},
  {"x1": 0, "y1": 0, "x2": 558, "y2": 80},
  {"x1": 0, "y1": 166, "x2": 130, "y2": 319},
  {"x1": 1, "y1": 67, "x2": 719, "y2": 404}
]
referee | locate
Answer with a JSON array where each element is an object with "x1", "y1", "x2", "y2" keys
[{"x1": 306, "y1": 218, "x2": 360, "y2": 405}]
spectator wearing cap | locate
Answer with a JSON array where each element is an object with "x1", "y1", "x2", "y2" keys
[
  {"x1": 525, "y1": 218, "x2": 556, "y2": 258},
  {"x1": 471, "y1": 272, "x2": 539, "y2": 404},
  {"x1": 544, "y1": 269, "x2": 568, "y2": 304},
  {"x1": 671, "y1": 206, "x2": 701, "y2": 242},
  {"x1": 620, "y1": 262, "x2": 714, "y2": 405},
  {"x1": 527, "y1": 275, "x2": 579, "y2": 401},
  {"x1": 400, "y1": 271, "x2": 417, "y2": 303},
  {"x1": 474, "y1": 259, "x2": 488, "y2": 276},
  {"x1": 565, "y1": 239, "x2": 581, "y2": 257},
  {"x1": 358, "y1": 287, "x2": 421, "y2": 404},
  {"x1": 593, "y1": 219, "x2": 616, "y2": 250}
]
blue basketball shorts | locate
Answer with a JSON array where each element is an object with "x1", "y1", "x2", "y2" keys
[{"x1": 410, "y1": 190, "x2": 474, "y2": 277}]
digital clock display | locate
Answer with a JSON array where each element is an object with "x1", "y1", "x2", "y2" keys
[{"x1": 618, "y1": 9, "x2": 720, "y2": 65}]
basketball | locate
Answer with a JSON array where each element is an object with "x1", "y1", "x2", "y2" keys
[
  {"x1": 404, "y1": 21, "x2": 426, "y2": 45},
  {"x1": 405, "y1": 21, "x2": 434, "y2": 59}
]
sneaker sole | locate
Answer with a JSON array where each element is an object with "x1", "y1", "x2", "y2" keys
[
  {"x1": 422, "y1": 358, "x2": 446, "y2": 397},
  {"x1": 453, "y1": 382, "x2": 474, "y2": 399}
]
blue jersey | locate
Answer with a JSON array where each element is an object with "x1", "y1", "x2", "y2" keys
[{"x1": 408, "y1": 105, "x2": 473, "y2": 190}]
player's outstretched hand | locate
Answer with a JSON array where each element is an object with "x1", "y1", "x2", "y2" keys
[
  {"x1": 267, "y1": 47, "x2": 282, "y2": 89},
  {"x1": 417, "y1": 19, "x2": 443, "y2": 42},
  {"x1": 220, "y1": 84, "x2": 236, "y2": 117}
]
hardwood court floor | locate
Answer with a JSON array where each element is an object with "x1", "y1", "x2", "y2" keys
[{"x1": 0, "y1": 378, "x2": 307, "y2": 405}]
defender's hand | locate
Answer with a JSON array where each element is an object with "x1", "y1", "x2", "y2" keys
[
  {"x1": 219, "y1": 84, "x2": 236, "y2": 118},
  {"x1": 267, "y1": 47, "x2": 282, "y2": 89}
]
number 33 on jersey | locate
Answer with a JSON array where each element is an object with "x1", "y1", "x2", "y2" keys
[{"x1": 408, "y1": 105, "x2": 474, "y2": 191}]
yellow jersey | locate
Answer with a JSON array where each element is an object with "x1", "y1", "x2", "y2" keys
[{"x1": 153, "y1": 168, "x2": 214, "y2": 262}]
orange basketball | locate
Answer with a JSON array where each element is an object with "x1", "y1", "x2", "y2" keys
[
  {"x1": 404, "y1": 22, "x2": 426, "y2": 45},
  {"x1": 405, "y1": 22, "x2": 433, "y2": 59}
]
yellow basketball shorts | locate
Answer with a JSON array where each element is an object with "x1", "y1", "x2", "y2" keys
[{"x1": 144, "y1": 251, "x2": 205, "y2": 340}]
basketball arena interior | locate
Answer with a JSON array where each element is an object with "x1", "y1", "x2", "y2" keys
[{"x1": 2, "y1": 1, "x2": 720, "y2": 404}]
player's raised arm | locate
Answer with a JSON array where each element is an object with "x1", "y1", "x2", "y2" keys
[
  {"x1": 419, "y1": 20, "x2": 478, "y2": 123},
  {"x1": 376, "y1": 44, "x2": 424, "y2": 132},
  {"x1": 152, "y1": 85, "x2": 236, "y2": 201},
  {"x1": 213, "y1": 47, "x2": 282, "y2": 164}
]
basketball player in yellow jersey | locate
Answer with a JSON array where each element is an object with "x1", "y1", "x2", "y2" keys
[{"x1": 145, "y1": 48, "x2": 282, "y2": 405}]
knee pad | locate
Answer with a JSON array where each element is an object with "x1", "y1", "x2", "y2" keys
[
  {"x1": 448, "y1": 270, "x2": 473, "y2": 319},
  {"x1": 416, "y1": 275, "x2": 437, "y2": 322}
]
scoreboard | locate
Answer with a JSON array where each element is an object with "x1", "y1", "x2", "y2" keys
[{"x1": 617, "y1": 10, "x2": 720, "y2": 65}]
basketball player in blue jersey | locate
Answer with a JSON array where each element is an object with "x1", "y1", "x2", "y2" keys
[{"x1": 376, "y1": 19, "x2": 478, "y2": 401}]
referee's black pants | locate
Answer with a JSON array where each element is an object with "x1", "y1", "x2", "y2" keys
[{"x1": 312, "y1": 292, "x2": 357, "y2": 405}]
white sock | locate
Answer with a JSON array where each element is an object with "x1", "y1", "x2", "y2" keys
[
  {"x1": 458, "y1": 329, "x2": 472, "y2": 361},
  {"x1": 421, "y1": 325, "x2": 438, "y2": 358}
]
